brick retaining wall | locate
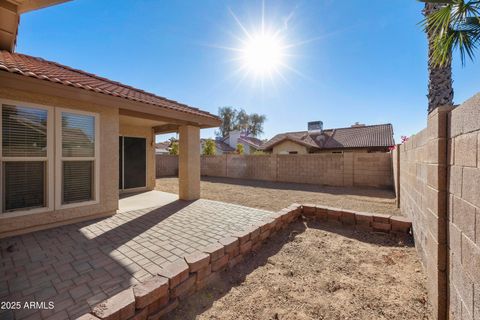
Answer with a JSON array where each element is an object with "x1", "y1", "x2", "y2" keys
[
  {"x1": 157, "y1": 153, "x2": 394, "y2": 189},
  {"x1": 78, "y1": 205, "x2": 411, "y2": 320}
]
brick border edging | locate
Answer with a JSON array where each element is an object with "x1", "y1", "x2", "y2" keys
[{"x1": 78, "y1": 204, "x2": 412, "y2": 320}]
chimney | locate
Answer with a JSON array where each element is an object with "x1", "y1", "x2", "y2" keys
[
  {"x1": 307, "y1": 121, "x2": 323, "y2": 134},
  {"x1": 351, "y1": 122, "x2": 365, "y2": 128}
]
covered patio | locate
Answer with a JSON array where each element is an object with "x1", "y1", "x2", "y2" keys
[
  {"x1": 0, "y1": 191, "x2": 272, "y2": 319},
  {"x1": 0, "y1": 49, "x2": 221, "y2": 238}
]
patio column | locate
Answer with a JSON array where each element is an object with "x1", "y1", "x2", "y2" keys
[{"x1": 178, "y1": 125, "x2": 200, "y2": 200}]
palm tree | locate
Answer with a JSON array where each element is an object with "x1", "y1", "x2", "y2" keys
[{"x1": 420, "y1": 0, "x2": 480, "y2": 113}]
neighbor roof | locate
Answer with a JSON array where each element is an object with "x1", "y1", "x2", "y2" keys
[
  {"x1": 0, "y1": 51, "x2": 219, "y2": 121},
  {"x1": 261, "y1": 124, "x2": 394, "y2": 151},
  {"x1": 238, "y1": 136, "x2": 264, "y2": 148},
  {"x1": 155, "y1": 141, "x2": 171, "y2": 150},
  {"x1": 201, "y1": 139, "x2": 235, "y2": 152}
]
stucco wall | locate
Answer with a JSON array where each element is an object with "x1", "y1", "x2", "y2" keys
[
  {"x1": 0, "y1": 87, "x2": 119, "y2": 238},
  {"x1": 272, "y1": 140, "x2": 308, "y2": 154},
  {"x1": 119, "y1": 124, "x2": 156, "y2": 191}
]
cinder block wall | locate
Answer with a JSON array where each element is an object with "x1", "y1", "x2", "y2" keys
[
  {"x1": 353, "y1": 153, "x2": 394, "y2": 188},
  {"x1": 156, "y1": 155, "x2": 179, "y2": 177},
  {"x1": 399, "y1": 109, "x2": 449, "y2": 320},
  {"x1": 201, "y1": 155, "x2": 227, "y2": 176},
  {"x1": 156, "y1": 153, "x2": 394, "y2": 189},
  {"x1": 397, "y1": 92, "x2": 480, "y2": 320},
  {"x1": 447, "y1": 94, "x2": 480, "y2": 320},
  {"x1": 226, "y1": 155, "x2": 277, "y2": 181},
  {"x1": 276, "y1": 154, "x2": 344, "y2": 186}
]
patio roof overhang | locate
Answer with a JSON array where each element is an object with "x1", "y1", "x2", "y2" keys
[
  {"x1": 0, "y1": 70, "x2": 221, "y2": 129},
  {"x1": 1, "y1": 0, "x2": 71, "y2": 52},
  {"x1": 6, "y1": 0, "x2": 70, "y2": 13}
]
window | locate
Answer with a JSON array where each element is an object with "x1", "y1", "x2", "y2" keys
[
  {"x1": 56, "y1": 110, "x2": 99, "y2": 206},
  {"x1": 1, "y1": 103, "x2": 53, "y2": 214}
]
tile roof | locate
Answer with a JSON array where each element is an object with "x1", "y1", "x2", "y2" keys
[
  {"x1": 201, "y1": 139, "x2": 235, "y2": 152},
  {"x1": 155, "y1": 141, "x2": 171, "y2": 150},
  {"x1": 0, "y1": 51, "x2": 219, "y2": 121},
  {"x1": 262, "y1": 124, "x2": 394, "y2": 151},
  {"x1": 238, "y1": 136, "x2": 264, "y2": 148}
]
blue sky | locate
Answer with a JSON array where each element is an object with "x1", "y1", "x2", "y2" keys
[{"x1": 17, "y1": 0, "x2": 479, "y2": 142}]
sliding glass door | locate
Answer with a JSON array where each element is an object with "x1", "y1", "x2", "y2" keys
[{"x1": 119, "y1": 136, "x2": 146, "y2": 191}]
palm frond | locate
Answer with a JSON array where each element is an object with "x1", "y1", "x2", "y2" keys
[{"x1": 421, "y1": 0, "x2": 480, "y2": 66}]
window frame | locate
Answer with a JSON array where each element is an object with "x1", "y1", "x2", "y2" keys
[
  {"x1": 55, "y1": 108, "x2": 100, "y2": 209},
  {"x1": 0, "y1": 99, "x2": 54, "y2": 217}
]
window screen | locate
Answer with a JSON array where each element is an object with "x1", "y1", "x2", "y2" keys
[
  {"x1": 3, "y1": 161, "x2": 45, "y2": 211},
  {"x1": 60, "y1": 111, "x2": 96, "y2": 205},
  {"x1": 2, "y1": 105, "x2": 47, "y2": 157},
  {"x1": 1, "y1": 105, "x2": 48, "y2": 213},
  {"x1": 62, "y1": 112, "x2": 95, "y2": 157},
  {"x1": 62, "y1": 161, "x2": 93, "y2": 204}
]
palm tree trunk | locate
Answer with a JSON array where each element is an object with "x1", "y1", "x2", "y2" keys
[{"x1": 424, "y1": 3, "x2": 454, "y2": 113}]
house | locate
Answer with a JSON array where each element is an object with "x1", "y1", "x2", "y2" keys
[
  {"x1": 155, "y1": 141, "x2": 172, "y2": 155},
  {"x1": 0, "y1": 0, "x2": 221, "y2": 238},
  {"x1": 222, "y1": 130, "x2": 264, "y2": 154},
  {"x1": 200, "y1": 138, "x2": 235, "y2": 155},
  {"x1": 262, "y1": 121, "x2": 394, "y2": 154}
]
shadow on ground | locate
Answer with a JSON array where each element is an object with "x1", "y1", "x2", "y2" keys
[
  {"x1": 166, "y1": 219, "x2": 415, "y2": 320},
  {"x1": 200, "y1": 176, "x2": 396, "y2": 200},
  {"x1": 0, "y1": 200, "x2": 192, "y2": 319}
]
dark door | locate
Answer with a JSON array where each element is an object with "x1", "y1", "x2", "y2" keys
[
  {"x1": 119, "y1": 136, "x2": 123, "y2": 189},
  {"x1": 119, "y1": 136, "x2": 146, "y2": 190}
]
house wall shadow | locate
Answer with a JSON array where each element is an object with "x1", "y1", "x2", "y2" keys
[
  {"x1": 1, "y1": 202, "x2": 409, "y2": 319},
  {"x1": 1, "y1": 199, "x2": 193, "y2": 319},
  {"x1": 165, "y1": 218, "x2": 413, "y2": 320},
  {"x1": 164, "y1": 220, "x2": 307, "y2": 320},
  {"x1": 200, "y1": 176, "x2": 396, "y2": 200}
]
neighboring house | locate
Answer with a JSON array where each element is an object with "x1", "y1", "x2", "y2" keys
[
  {"x1": 200, "y1": 138, "x2": 235, "y2": 155},
  {"x1": 155, "y1": 141, "x2": 171, "y2": 155},
  {"x1": 262, "y1": 121, "x2": 394, "y2": 154},
  {"x1": 222, "y1": 130, "x2": 264, "y2": 154},
  {"x1": 0, "y1": 1, "x2": 220, "y2": 238}
]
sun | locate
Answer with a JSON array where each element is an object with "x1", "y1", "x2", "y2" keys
[
  {"x1": 210, "y1": 3, "x2": 311, "y2": 87},
  {"x1": 241, "y1": 32, "x2": 285, "y2": 76}
]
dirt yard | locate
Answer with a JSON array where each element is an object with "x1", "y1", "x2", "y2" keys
[
  {"x1": 155, "y1": 177, "x2": 400, "y2": 215},
  {"x1": 166, "y1": 220, "x2": 430, "y2": 320}
]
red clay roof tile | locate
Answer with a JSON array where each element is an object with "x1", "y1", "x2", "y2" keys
[
  {"x1": 0, "y1": 51, "x2": 219, "y2": 121},
  {"x1": 262, "y1": 124, "x2": 394, "y2": 151}
]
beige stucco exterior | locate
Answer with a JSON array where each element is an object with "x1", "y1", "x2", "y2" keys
[
  {"x1": 272, "y1": 140, "x2": 309, "y2": 154},
  {"x1": 0, "y1": 87, "x2": 119, "y2": 238},
  {"x1": 179, "y1": 125, "x2": 200, "y2": 200},
  {"x1": 0, "y1": 74, "x2": 216, "y2": 238}
]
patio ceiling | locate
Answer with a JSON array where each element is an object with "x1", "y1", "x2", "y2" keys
[
  {"x1": 6, "y1": 0, "x2": 70, "y2": 13},
  {"x1": 119, "y1": 114, "x2": 181, "y2": 135},
  {"x1": 1, "y1": 1, "x2": 70, "y2": 51}
]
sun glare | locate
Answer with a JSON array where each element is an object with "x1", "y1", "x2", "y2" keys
[
  {"x1": 241, "y1": 32, "x2": 284, "y2": 76},
  {"x1": 210, "y1": 2, "x2": 312, "y2": 88}
]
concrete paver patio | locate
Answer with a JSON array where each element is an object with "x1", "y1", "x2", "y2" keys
[{"x1": 0, "y1": 191, "x2": 272, "y2": 320}]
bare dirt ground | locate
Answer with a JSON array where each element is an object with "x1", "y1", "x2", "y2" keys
[
  {"x1": 166, "y1": 220, "x2": 431, "y2": 320},
  {"x1": 155, "y1": 177, "x2": 400, "y2": 215}
]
